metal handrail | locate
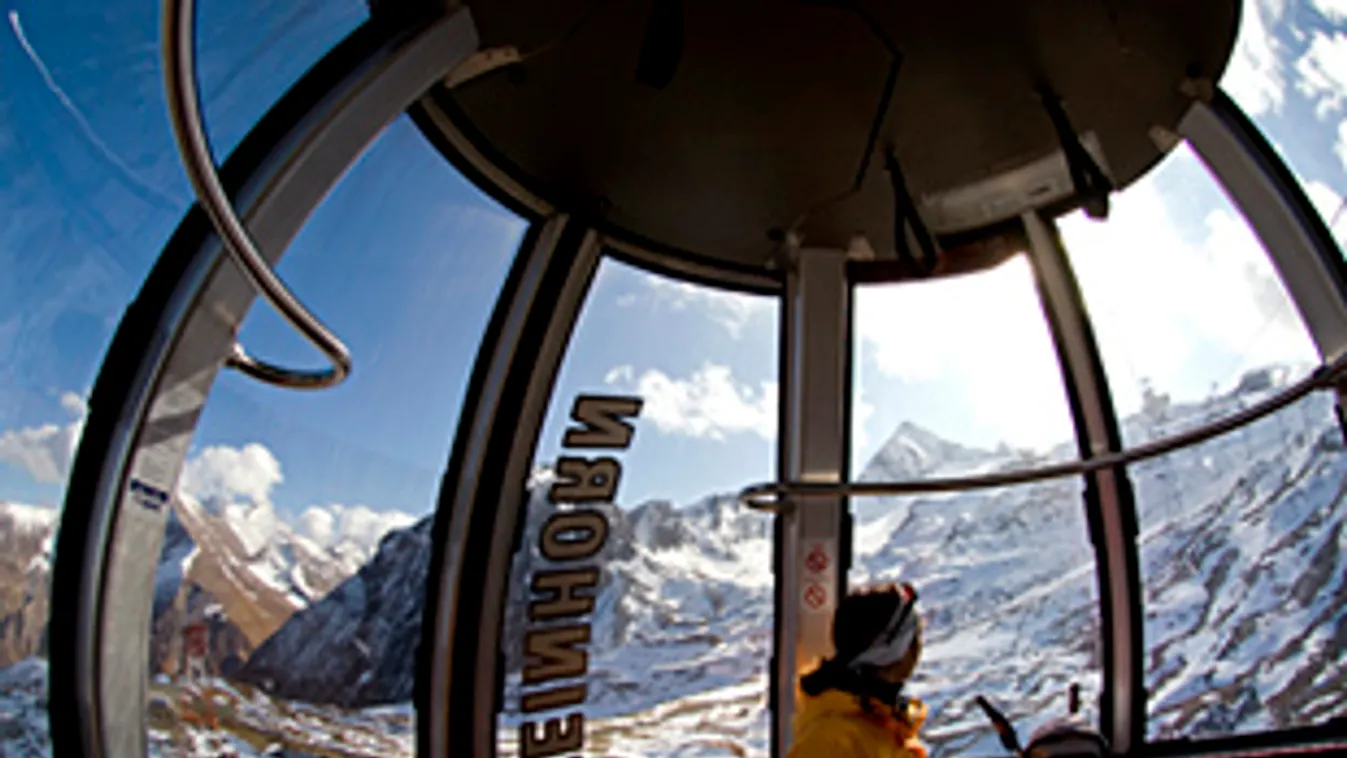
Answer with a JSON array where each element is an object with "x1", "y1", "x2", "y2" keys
[
  {"x1": 741, "y1": 354, "x2": 1347, "y2": 512},
  {"x1": 162, "y1": 0, "x2": 352, "y2": 389}
]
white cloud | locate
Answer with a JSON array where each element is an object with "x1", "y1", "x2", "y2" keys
[
  {"x1": 176, "y1": 439, "x2": 414, "y2": 564},
  {"x1": 628, "y1": 274, "x2": 772, "y2": 339},
  {"x1": 179, "y1": 442, "x2": 283, "y2": 512},
  {"x1": 1305, "y1": 179, "x2": 1341, "y2": 218},
  {"x1": 177, "y1": 442, "x2": 414, "y2": 561},
  {"x1": 1295, "y1": 31, "x2": 1347, "y2": 120},
  {"x1": 854, "y1": 257, "x2": 1071, "y2": 450},
  {"x1": 1057, "y1": 147, "x2": 1317, "y2": 403},
  {"x1": 298, "y1": 503, "x2": 415, "y2": 554},
  {"x1": 300, "y1": 507, "x2": 335, "y2": 548},
  {"x1": 1338, "y1": 120, "x2": 1347, "y2": 174},
  {"x1": 59, "y1": 391, "x2": 87, "y2": 417},
  {"x1": 605, "y1": 362, "x2": 777, "y2": 441},
  {"x1": 853, "y1": 396, "x2": 875, "y2": 456},
  {"x1": 853, "y1": 146, "x2": 1320, "y2": 451},
  {"x1": 0, "y1": 392, "x2": 86, "y2": 484},
  {"x1": 604, "y1": 365, "x2": 635, "y2": 385},
  {"x1": 1305, "y1": 180, "x2": 1346, "y2": 245},
  {"x1": 855, "y1": 260, "x2": 1058, "y2": 386},
  {"x1": 1313, "y1": 0, "x2": 1347, "y2": 22},
  {"x1": 1222, "y1": 0, "x2": 1287, "y2": 117}
]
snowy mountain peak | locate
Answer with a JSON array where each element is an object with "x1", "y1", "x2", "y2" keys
[
  {"x1": 861, "y1": 420, "x2": 1006, "y2": 484},
  {"x1": 626, "y1": 494, "x2": 768, "y2": 555}
]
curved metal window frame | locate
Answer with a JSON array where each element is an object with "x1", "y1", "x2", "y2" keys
[
  {"x1": 416, "y1": 215, "x2": 603, "y2": 756},
  {"x1": 46, "y1": 10, "x2": 482, "y2": 757},
  {"x1": 414, "y1": 229, "x2": 786, "y2": 758},
  {"x1": 1023, "y1": 211, "x2": 1143, "y2": 754}
]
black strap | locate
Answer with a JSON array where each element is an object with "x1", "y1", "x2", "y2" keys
[
  {"x1": 1039, "y1": 85, "x2": 1114, "y2": 220},
  {"x1": 884, "y1": 147, "x2": 939, "y2": 277},
  {"x1": 975, "y1": 695, "x2": 1024, "y2": 756},
  {"x1": 802, "y1": 659, "x2": 910, "y2": 714}
]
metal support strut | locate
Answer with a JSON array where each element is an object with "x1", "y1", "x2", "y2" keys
[{"x1": 772, "y1": 246, "x2": 850, "y2": 756}]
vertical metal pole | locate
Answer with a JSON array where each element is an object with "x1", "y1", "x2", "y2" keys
[
  {"x1": 1024, "y1": 211, "x2": 1144, "y2": 755},
  {"x1": 773, "y1": 248, "x2": 850, "y2": 755}
]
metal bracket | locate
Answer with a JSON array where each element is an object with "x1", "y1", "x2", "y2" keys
[{"x1": 1039, "y1": 84, "x2": 1115, "y2": 220}]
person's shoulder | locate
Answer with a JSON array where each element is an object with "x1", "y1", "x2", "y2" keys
[{"x1": 791, "y1": 713, "x2": 903, "y2": 758}]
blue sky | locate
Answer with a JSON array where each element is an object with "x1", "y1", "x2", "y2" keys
[{"x1": 1, "y1": 0, "x2": 1345, "y2": 525}]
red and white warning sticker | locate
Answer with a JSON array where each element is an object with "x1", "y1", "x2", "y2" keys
[{"x1": 801, "y1": 539, "x2": 837, "y2": 615}]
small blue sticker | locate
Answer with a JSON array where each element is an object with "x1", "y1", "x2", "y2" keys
[{"x1": 130, "y1": 479, "x2": 169, "y2": 511}]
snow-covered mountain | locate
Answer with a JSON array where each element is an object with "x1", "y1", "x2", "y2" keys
[
  {"x1": 0, "y1": 656, "x2": 49, "y2": 758},
  {"x1": 215, "y1": 365, "x2": 1346, "y2": 755},
  {"x1": 499, "y1": 488, "x2": 775, "y2": 719},
  {"x1": 0, "y1": 503, "x2": 58, "y2": 668},
  {"x1": 146, "y1": 495, "x2": 416, "y2": 680},
  {"x1": 233, "y1": 516, "x2": 433, "y2": 706},
  {"x1": 168, "y1": 493, "x2": 415, "y2": 646},
  {"x1": 0, "y1": 490, "x2": 411, "y2": 680}
]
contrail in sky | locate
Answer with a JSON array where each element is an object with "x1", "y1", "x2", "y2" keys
[{"x1": 8, "y1": 9, "x2": 178, "y2": 209}]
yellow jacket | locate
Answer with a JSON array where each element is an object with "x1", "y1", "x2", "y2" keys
[{"x1": 788, "y1": 689, "x2": 929, "y2": 758}]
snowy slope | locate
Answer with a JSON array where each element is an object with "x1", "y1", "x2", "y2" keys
[
  {"x1": 230, "y1": 364, "x2": 1346, "y2": 757},
  {"x1": 0, "y1": 657, "x2": 49, "y2": 758},
  {"x1": 498, "y1": 492, "x2": 776, "y2": 720},
  {"x1": 2, "y1": 656, "x2": 415, "y2": 758}
]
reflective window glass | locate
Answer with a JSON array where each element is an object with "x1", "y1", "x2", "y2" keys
[
  {"x1": 1059, "y1": 140, "x2": 1344, "y2": 739},
  {"x1": 1, "y1": 1, "x2": 367, "y2": 752},
  {"x1": 498, "y1": 258, "x2": 779, "y2": 757},
  {"x1": 1220, "y1": 0, "x2": 1347, "y2": 250},
  {"x1": 851, "y1": 259, "x2": 1096, "y2": 756},
  {"x1": 144, "y1": 116, "x2": 519, "y2": 755}
]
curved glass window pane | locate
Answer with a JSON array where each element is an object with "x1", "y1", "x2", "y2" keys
[
  {"x1": 851, "y1": 255, "x2": 1078, "y2": 481},
  {"x1": 1135, "y1": 392, "x2": 1347, "y2": 739},
  {"x1": 1220, "y1": 0, "x2": 1347, "y2": 249},
  {"x1": 1059, "y1": 142, "x2": 1344, "y2": 739},
  {"x1": 2, "y1": 2, "x2": 367, "y2": 751},
  {"x1": 1060, "y1": 143, "x2": 1319, "y2": 446},
  {"x1": 851, "y1": 258, "x2": 1096, "y2": 756},
  {"x1": 133, "y1": 115, "x2": 521, "y2": 755},
  {"x1": 498, "y1": 259, "x2": 778, "y2": 757}
]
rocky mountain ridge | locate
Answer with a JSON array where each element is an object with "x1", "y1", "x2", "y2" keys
[{"x1": 0, "y1": 493, "x2": 408, "y2": 677}]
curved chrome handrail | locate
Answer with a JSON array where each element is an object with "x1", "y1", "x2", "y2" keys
[
  {"x1": 162, "y1": 0, "x2": 352, "y2": 389},
  {"x1": 741, "y1": 355, "x2": 1347, "y2": 512}
]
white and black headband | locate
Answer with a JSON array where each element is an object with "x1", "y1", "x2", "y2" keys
[{"x1": 846, "y1": 582, "x2": 920, "y2": 670}]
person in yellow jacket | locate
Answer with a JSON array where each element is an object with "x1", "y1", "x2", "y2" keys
[{"x1": 789, "y1": 582, "x2": 928, "y2": 758}]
